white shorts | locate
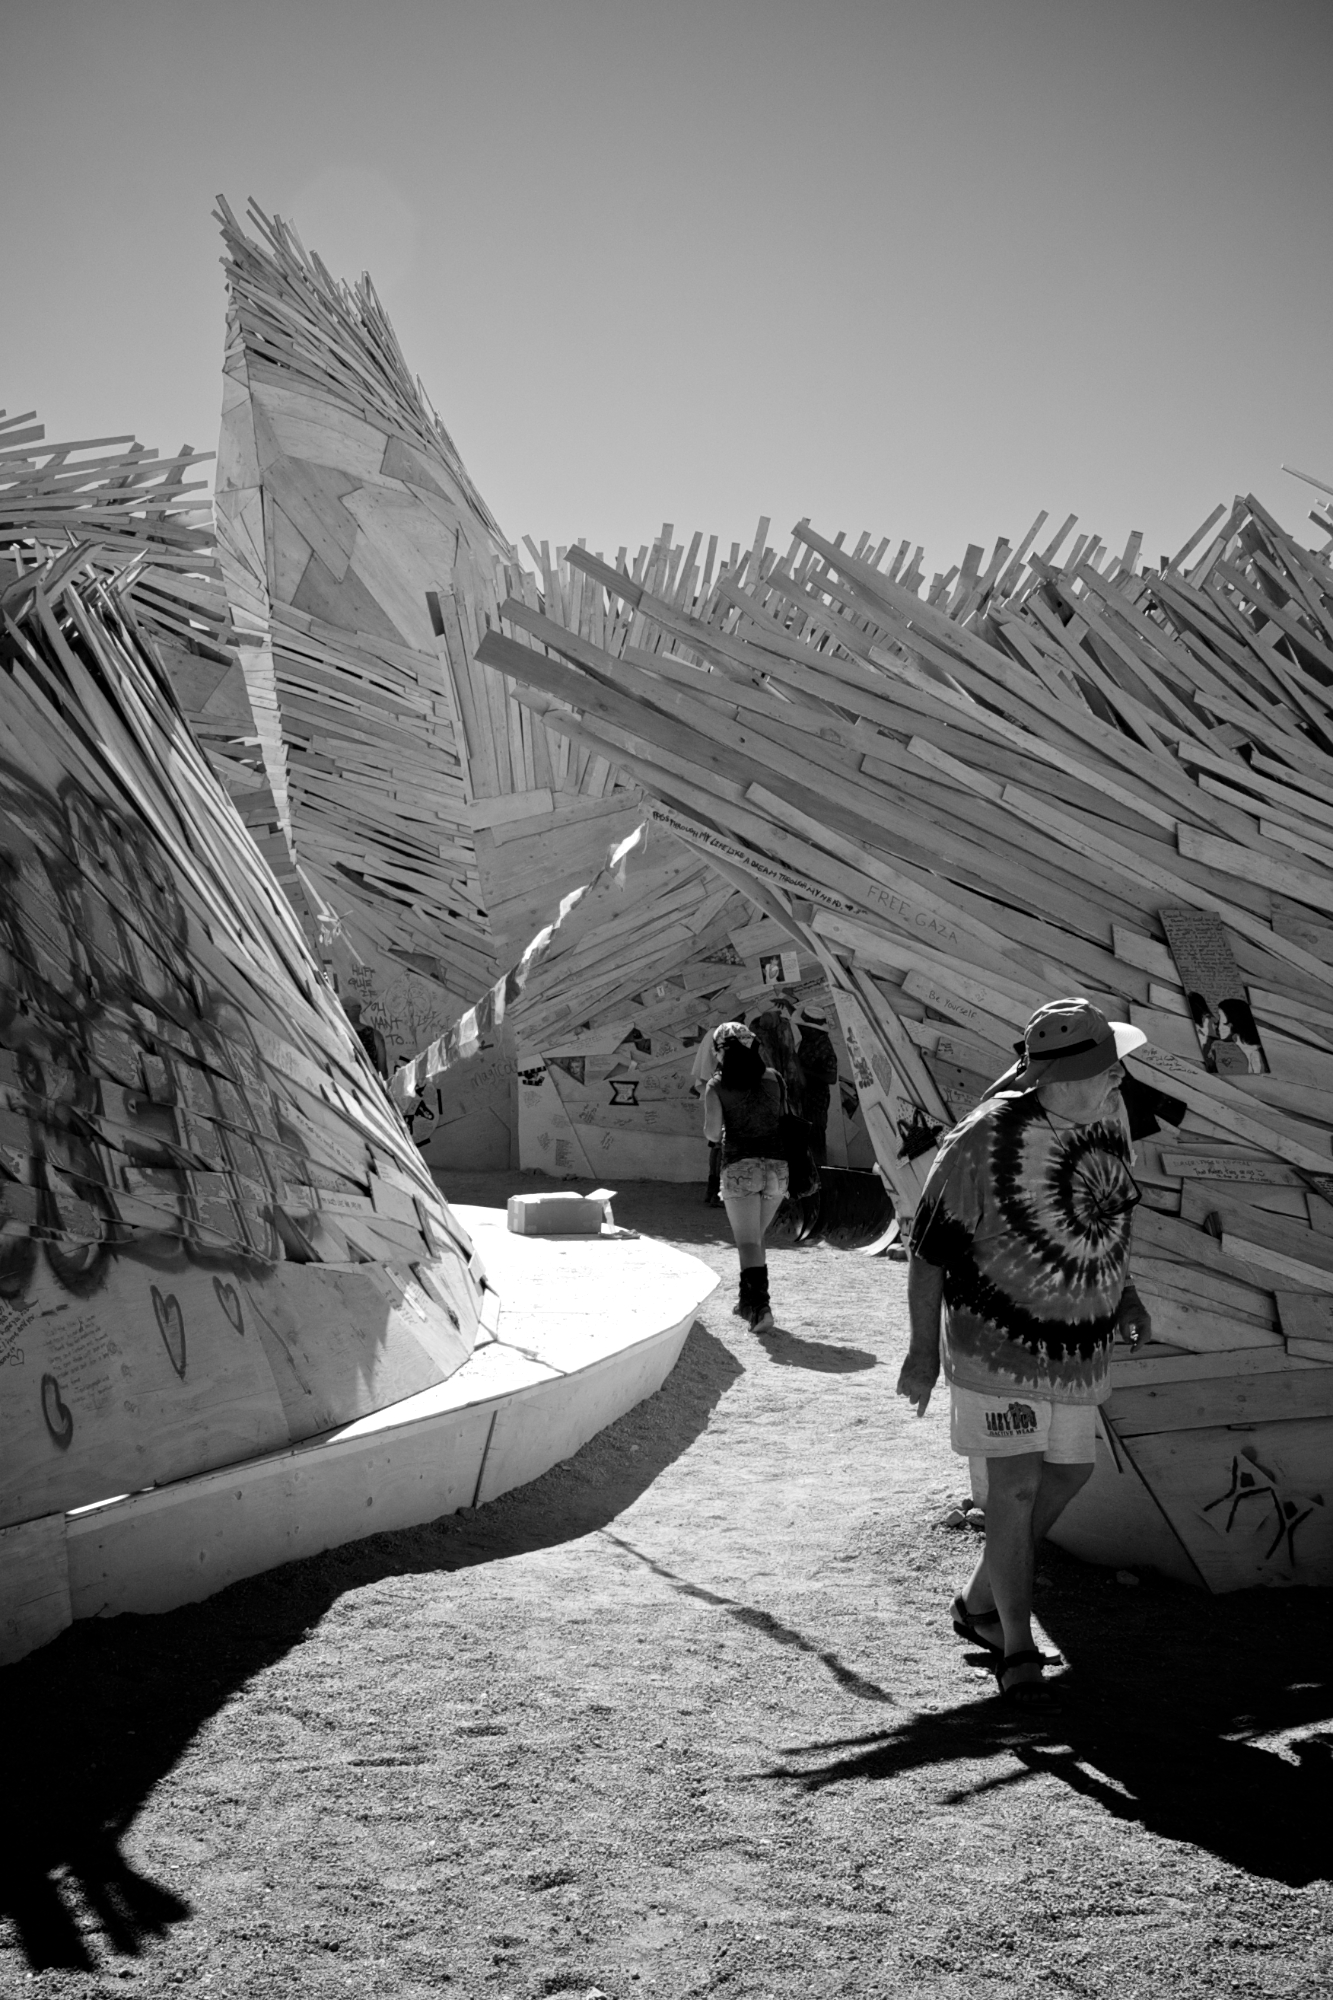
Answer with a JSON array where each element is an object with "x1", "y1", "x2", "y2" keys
[
  {"x1": 720, "y1": 1157, "x2": 789, "y2": 1200},
  {"x1": 949, "y1": 1383, "x2": 1098, "y2": 1464}
]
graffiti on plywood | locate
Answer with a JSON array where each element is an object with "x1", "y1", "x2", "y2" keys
[{"x1": 1202, "y1": 1445, "x2": 1325, "y2": 1569}]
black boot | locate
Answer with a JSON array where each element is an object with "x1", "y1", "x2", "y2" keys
[
  {"x1": 750, "y1": 1267, "x2": 773, "y2": 1332},
  {"x1": 733, "y1": 1267, "x2": 754, "y2": 1320}
]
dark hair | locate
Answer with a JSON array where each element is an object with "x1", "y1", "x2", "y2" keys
[
  {"x1": 751, "y1": 1007, "x2": 801, "y2": 1102},
  {"x1": 751, "y1": 1008, "x2": 793, "y2": 1061},
  {"x1": 1218, "y1": 997, "x2": 1260, "y2": 1046},
  {"x1": 717, "y1": 1037, "x2": 766, "y2": 1090}
]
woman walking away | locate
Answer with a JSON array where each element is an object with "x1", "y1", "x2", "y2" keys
[{"x1": 703, "y1": 1022, "x2": 788, "y2": 1330}]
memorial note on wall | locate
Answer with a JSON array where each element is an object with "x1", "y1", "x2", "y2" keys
[{"x1": 1160, "y1": 907, "x2": 1267, "y2": 1075}]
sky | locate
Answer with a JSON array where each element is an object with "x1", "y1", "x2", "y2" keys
[{"x1": 3, "y1": 0, "x2": 1331, "y2": 573}]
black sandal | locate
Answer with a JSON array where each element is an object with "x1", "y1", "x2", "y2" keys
[
  {"x1": 950, "y1": 1594, "x2": 1004, "y2": 1655},
  {"x1": 993, "y1": 1648, "x2": 1057, "y2": 1701}
]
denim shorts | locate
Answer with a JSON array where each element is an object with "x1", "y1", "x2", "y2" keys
[{"x1": 720, "y1": 1157, "x2": 789, "y2": 1200}]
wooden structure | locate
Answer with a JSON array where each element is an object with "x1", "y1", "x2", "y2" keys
[
  {"x1": 214, "y1": 207, "x2": 877, "y2": 1177},
  {"x1": 393, "y1": 795, "x2": 877, "y2": 1183},
  {"x1": 0, "y1": 515, "x2": 487, "y2": 1662},
  {"x1": 0, "y1": 408, "x2": 300, "y2": 907},
  {"x1": 214, "y1": 203, "x2": 637, "y2": 1068},
  {"x1": 474, "y1": 497, "x2": 1333, "y2": 1591},
  {"x1": 405, "y1": 533, "x2": 878, "y2": 1182},
  {"x1": 29, "y1": 1208, "x2": 716, "y2": 1640}
]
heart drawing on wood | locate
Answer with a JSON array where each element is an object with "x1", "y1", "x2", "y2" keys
[
  {"x1": 151, "y1": 1286, "x2": 187, "y2": 1378},
  {"x1": 41, "y1": 1372, "x2": 73, "y2": 1450},
  {"x1": 213, "y1": 1276, "x2": 245, "y2": 1336}
]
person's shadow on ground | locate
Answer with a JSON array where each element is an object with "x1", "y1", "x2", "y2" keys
[
  {"x1": 755, "y1": 1326, "x2": 877, "y2": 1372},
  {"x1": 0, "y1": 1320, "x2": 743, "y2": 1974},
  {"x1": 764, "y1": 1544, "x2": 1333, "y2": 1888}
]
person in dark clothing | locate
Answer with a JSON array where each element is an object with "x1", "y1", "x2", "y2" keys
[
  {"x1": 702, "y1": 1022, "x2": 788, "y2": 1330},
  {"x1": 751, "y1": 1007, "x2": 804, "y2": 1116},
  {"x1": 343, "y1": 999, "x2": 389, "y2": 1079},
  {"x1": 795, "y1": 1005, "x2": 839, "y2": 1166}
]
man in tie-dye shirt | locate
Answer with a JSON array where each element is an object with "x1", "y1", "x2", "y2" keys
[{"x1": 898, "y1": 999, "x2": 1153, "y2": 1700}]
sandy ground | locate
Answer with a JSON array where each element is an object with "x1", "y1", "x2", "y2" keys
[{"x1": 1, "y1": 1172, "x2": 1330, "y2": 1999}]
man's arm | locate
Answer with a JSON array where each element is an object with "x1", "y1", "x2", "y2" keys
[
  {"x1": 898, "y1": 1254, "x2": 944, "y2": 1415},
  {"x1": 1116, "y1": 1278, "x2": 1152, "y2": 1348}
]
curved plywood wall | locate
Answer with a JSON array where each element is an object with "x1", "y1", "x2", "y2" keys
[{"x1": 0, "y1": 547, "x2": 483, "y2": 1530}]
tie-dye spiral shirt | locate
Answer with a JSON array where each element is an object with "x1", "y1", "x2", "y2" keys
[{"x1": 909, "y1": 1091, "x2": 1137, "y2": 1406}]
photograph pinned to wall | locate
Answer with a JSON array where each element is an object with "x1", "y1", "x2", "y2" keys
[
  {"x1": 759, "y1": 950, "x2": 802, "y2": 987},
  {"x1": 1160, "y1": 908, "x2": 1267, "y2": 1076}
]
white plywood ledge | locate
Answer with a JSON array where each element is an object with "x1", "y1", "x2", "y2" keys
[
  {"x1": 0, "y1": 1513, "x2": 71, "y2": 1663},
  {"x1": 0, "y1": 1212, "x2": 717, "y2": 1661}
]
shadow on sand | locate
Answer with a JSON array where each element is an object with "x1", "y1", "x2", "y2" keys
[
  {"x1": 601, "y1": 1529, "x2": 894, "y2": 1704},
  {"x1": 0, "y1": 1320, "x2": 743, "y2": 1974},
  {"x1": 755, "y1": 1325, "x2": 877, "y2": 1372},
  {"x1": 763, "y1": 1545, "x2": 1333, "y2": 1888}
]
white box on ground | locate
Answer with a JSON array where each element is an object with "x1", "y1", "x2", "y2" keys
[{"x1": 507, "y1": 1190, "x2": 614, "y2": 1236}]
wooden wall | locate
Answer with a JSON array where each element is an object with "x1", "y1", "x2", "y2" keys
[
  {"x1": 213, "y1": 206, "x2": 880, "y2": 1178},
  {"x1": 213, "y1": 201, "x2": 644, "y2": 1083},
  {"x1": 0, "y1": 529, "x2": 484, "y2": 1537},
  {"x1": 475, "y1": 500, "x2": 1333, "y2": 1587},
  {"x1": 394, "y1": 804, "x2": 877, "y2": 1181}
]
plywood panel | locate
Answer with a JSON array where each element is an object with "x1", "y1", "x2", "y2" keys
[
  {"x1": 47, "y1": 1210, "x2": 716, "y2": 1637},
  {"x1": 0, "y1": 548, "x2": 484, "y2": 1532},
  {"x1": 0, "y1": 1513, "x2": 71, "y2": 1664},
  {"x1": 1125, "y1": 1417, "x2": 1333, "y2": 1590}
]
